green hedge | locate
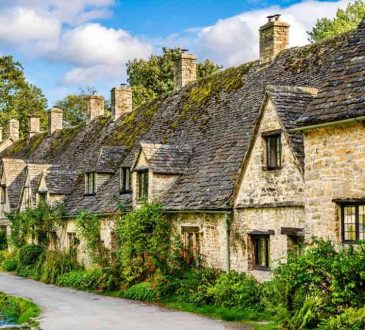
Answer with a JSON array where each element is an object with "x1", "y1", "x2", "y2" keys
[{"x1": 57, "y1": 270, "x2": 102, "y2": 290}]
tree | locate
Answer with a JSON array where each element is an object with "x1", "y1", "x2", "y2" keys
[
  {"x1": 307, "y1": 0, "x2": 365, "y2": 43},
  {"x1": 0, "y1": 56, "x2": 47, "y2": 137},
  {"x1": 55, "y1": 87, "x2": 110, "y2": 127},
  {"x1": 127, "y1": 48, "x2": 222, "y2": 108}
]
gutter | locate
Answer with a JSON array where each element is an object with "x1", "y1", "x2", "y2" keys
[
  {"x1": 164, "y1": 208, "x2": 233, "y2": 214},
  {"x1": 290, "y1": 115, "x2": 365, "y2": 132}
]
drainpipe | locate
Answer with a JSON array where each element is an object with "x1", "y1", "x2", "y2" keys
[{"x1": 223, "y1": 212, "x2": 231, "y2": 272}]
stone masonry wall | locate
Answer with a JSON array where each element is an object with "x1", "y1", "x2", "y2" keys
[
  {"x1": 174, "y1": 53, "x2": 197, "y2": 89},
  {"x1": 168, "y1": 212, "x2": 228, "y2": 270},
  {"x1": 111, "y1": 86, "x2": 132, "y2": 120},
  {"x1": 304, "y1": 122, "x2": 365, "y2": 243}
]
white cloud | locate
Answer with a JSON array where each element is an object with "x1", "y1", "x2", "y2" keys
[{"x1": 163, "y1": 0, "x2": 350, "y2": 66}]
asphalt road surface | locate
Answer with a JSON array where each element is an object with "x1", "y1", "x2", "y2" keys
[{"x1": 0, "y1": 272, "x2": 251, "y2": 330}]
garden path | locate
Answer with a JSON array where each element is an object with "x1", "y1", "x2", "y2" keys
[{"x1": 0, "y1": 273, "x2": 251, "y2": 330}]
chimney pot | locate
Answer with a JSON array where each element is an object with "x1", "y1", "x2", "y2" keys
[
  {"x1": 7, "y1": 119, "x2": 19, "y2": 141},
  {"x1": 111, "y1": 85, "x2": 132, "y2": 121},
  {"x1": 174, "y1": 51, "x2": 197, "y2": 89},
  {"x1": 28, "y1": 114, "x2": 41, "y2": 138},
  {"x1": 259, "y1": 14, "x2": 290, "y2": 64},
  {"x1": 86, "y1": 95, "x2": 104, "y2": 121},
  {"x1": 48, "y1": 107, "x2": 63, "y2": 135}
]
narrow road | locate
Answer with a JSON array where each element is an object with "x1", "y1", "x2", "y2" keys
[{"x1": 0, "y1": 273, "x2": 249, "y2": 330}]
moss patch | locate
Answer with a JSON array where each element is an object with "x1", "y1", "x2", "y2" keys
[{"x1": 50, "y1": 123, "x2": 85, "y2": 153}]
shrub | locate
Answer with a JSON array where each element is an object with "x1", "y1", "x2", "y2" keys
[
  {"x1": 40, "y1": 250, "x2": 82, "y2": 284},
  {"x1": 0, "y1": 229, "x2": 7, "y2": 250},
  {"x1": 324, "y1": 307, "x2": 365, "y2": 330},
  {"x1": 207, "y1": 271, "x2": 260, "y2": 309},
  {"x1": 57, "y1": 270, "x2": 102, "y2": 290},
  {"x1": 3, "y1": 258, "x2": 17, "y2": 272},
  {"x1": 261, "y1": 239, "x2": 365, "y2": 329},
  {"x1": 18, "y1": 244, "x2": 43, "y2": 267},
  {"x1": 123, "y1": 282, "x2": 157, "y2": 301},
  {"x1": 116, "y1": 203, "x2": 171, "y2": 286}
]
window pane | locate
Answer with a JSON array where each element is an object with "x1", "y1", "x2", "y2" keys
[
  {"x1": 266, "y1": 135, "x2": 281, "y2": 169},
  {"x1": 344, "y1": 206, "x2": 356, "y2": 241},
  {"x1": 359, "y1": 206, "x2": 365, "y2": 241},
  {"x1": 254, "y1": 236, "x2": 269, "y2": 268}
]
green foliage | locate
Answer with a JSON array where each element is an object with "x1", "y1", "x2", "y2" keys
[
  {"x1": 57, "y1": 270, "x2": 103, "y2": 290},
  {"x1": 18, "y1": 244, "x2": 43, "y2": 267},
  {"x1": 127, "y1": 47, "x2": 222, "y2": 108},
  {"x1": 0, "y1": 228, "x2": 7, "y2": 250},
  {"x1": 116, "y1": 203, "x2": 171, "y2": 285},
  {"x1": 0, "y1": 291, "x2": 40, "y2": 326},
  {"x1": 307, "y1": 0, "x2": 365, "y2": 42},
  {"x1": 0, "y1": 56, "x2": 47, "y2": 137},
  {"x1": 55, "y1": 87, "x2": 110, "y2": 127},
  {"x1": 324, "y1": 307, "x2": 365, "y2": 329},
  {"x1": 261, "y1": 239, "x2": 365, "y2": 329},
  {"x1": 123, "y1": 282, "x2": 157, "y2": 301},
  {"x1": 7, "y1": 202, "x2": 63, "y2": 248},
  {"x1": 40, "y1": 250, "x2": 82, "y2": 284},
  {"x1": 3, "y1": 258, "x2": 17, "y2": 272}
]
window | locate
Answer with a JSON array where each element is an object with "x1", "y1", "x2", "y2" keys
[
  {"x1": 67, "y1": 232, "x2": 79, "y2": 250},
  {"x1": 137, "y1": 170, "x2": 148, "y2": 200},
  {"x1": 342, "y1": 204, "x2": 365, "y2": 242},
  {"x1": 288, "y1": 236, "x2": 304, "y2": 257},
  {"x1": 252, "y1": 235, "x2": 270, "y2": 269},
  {"x1": 120, "y1": 167, "x2": 131, "y2": 194},
  {"x1": 85, "y1": 172, "x2": 96, "y2": 195},
  {"x1": 39, "y1": 192, "x2": 47, "y2": 204},
  {"x1": 265, "y1": 133, "x2": 282, "y2": 169},
  {"x1": 24, "y1": 187, "x2": 31, "y2": 208},
  {"x1": 182, "y1": 226, "x2": 201, "y2": 264},
  {"x1": 0, "y1": 185, "x2": 6, "y2": 204}
]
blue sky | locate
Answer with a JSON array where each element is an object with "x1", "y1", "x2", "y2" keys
[{"x1": 0, "y1": 0, "x2": 349, "y2": 106}]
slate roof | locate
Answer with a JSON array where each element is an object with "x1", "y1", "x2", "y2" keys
[
  {"x1": 25, "y1": 163, "x2": 52, "y2": 205},
  {"x1": 43, "y1": 167, "x2": 79, "y2": 195},
  {"x1": 1, "y1": 159, "x2": 26, "y2": 211},
  {"x1": 267, "y1": 85, "x2": 317, "y2": 168},
  {"x1": 89, "y1": 146, "x2": 126, "y2": 173},
  {"x1": 298, "y1": 18, "x2": 365, "y2": 126},
  {"x1": 134, "y1": 143, "x2": 193, "y2": 175},
  {"x1": 0, "y1": 21, "x2": 363, "y2": 213}
]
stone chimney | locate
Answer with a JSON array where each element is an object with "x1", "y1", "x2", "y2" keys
[
  {"x1": 259, "y1": 14, "x2": 290, "y2": 64},
  {"x1": 174, "y1": 50, "x2": 197, "y2": 89},
  {"x1": 111, "y1": 84, "x2": 132, "y2": 121},
  {"x1": 28, "y1": 115, "x2": 41, "y2": 138},
  {"x1": 86, "y1": 95, "x2": 104, "y2": 121},
  {"x1": 7, "y1": 119, "x2": 19, "y2": 141},
  {"x1": 48, "y1": 107, "x2": 63, "y2": 135}
]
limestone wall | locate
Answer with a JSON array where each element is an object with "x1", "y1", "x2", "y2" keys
[
  {"x1": 168, "y1": 213, "x2": 228, "y2": 270},
  {"x1": 230, "y1": 207, "x2": 305, "y2": 281},
  {"x1": 304, "y1": 122, "x2": 365, "y2": 243}
]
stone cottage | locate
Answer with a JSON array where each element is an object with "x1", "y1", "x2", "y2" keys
[{"x1": 0, "y1": 15, "x2": 364, "y2": 281}]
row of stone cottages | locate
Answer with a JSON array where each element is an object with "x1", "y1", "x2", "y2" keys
[{"x1": 0, "y1": 15, "x2": 364, "y2": 281}]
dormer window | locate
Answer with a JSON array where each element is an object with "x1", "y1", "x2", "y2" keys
[
  {"x1": 85, "y1": 172, "x2": 96, "y2": 195},
  {"x1": 120, "y1": 167, "x2": 131, "y2": 194},
  {"x1": 137, "y1": 170, "x2": 148, "y2": 201},
  {"x1": 263, "y1": 130, "x2": 282, "y2": 170},
  {"x1": 0, "y1": 185, "x2": 6, "y2": 204}
]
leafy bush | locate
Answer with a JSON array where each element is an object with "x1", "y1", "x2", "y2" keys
[
  {"x1": 57, "y1": 270, "x2": 102, "y2": 290},
  {"x1": 324, "y1": 307, "x2": 365, "y2": 330},
  {"x1": 123, "y1": 282, "x2": 157, "y2": 301},
  {"x1": 0, "y1": 228, "x2": 7, "y2": 250},
  {"x1": 207, "y1": 271, "x2": 260, "y2": 309},
  {"x1": 3, "y1": 258, "x2": 17, "y2": 272},
  {"x1": 261, "y1": 239, "x2": 365, "y2": 329},
  {"x1": 40, "y1": 250, "x2": 82, "y2": 284},
  {"x1": 18, "y1": 244, "x2": 43, "y2": 267},
  {"x1": 116, "y1": 203, "x2": 171, "y2": 285}
]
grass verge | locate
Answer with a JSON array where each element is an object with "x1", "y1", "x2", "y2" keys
[{"x1": 0, "y1": 291, "x2": 41, "y2": 327}]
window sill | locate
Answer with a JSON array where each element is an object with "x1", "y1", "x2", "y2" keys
[
  {"x1": 263, "y1": 166, "x2": 282, "y2": 171},
  {"x1": 253, "y1": 266, "x2": 271, "y2": 271}
]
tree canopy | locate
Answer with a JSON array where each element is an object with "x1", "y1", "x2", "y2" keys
[
  {"x1": 0, "y1": 56, "x2": 47, "y2": 138},
  {"x1": 127, "y1": 48, "x2": 222, "y2": 108},
  {"x1": 55, "y1": 87, "x2": 110, "y2": 127},
  {"x1": 307, "y1": 0, "x2": 365, "y2": 43}
]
